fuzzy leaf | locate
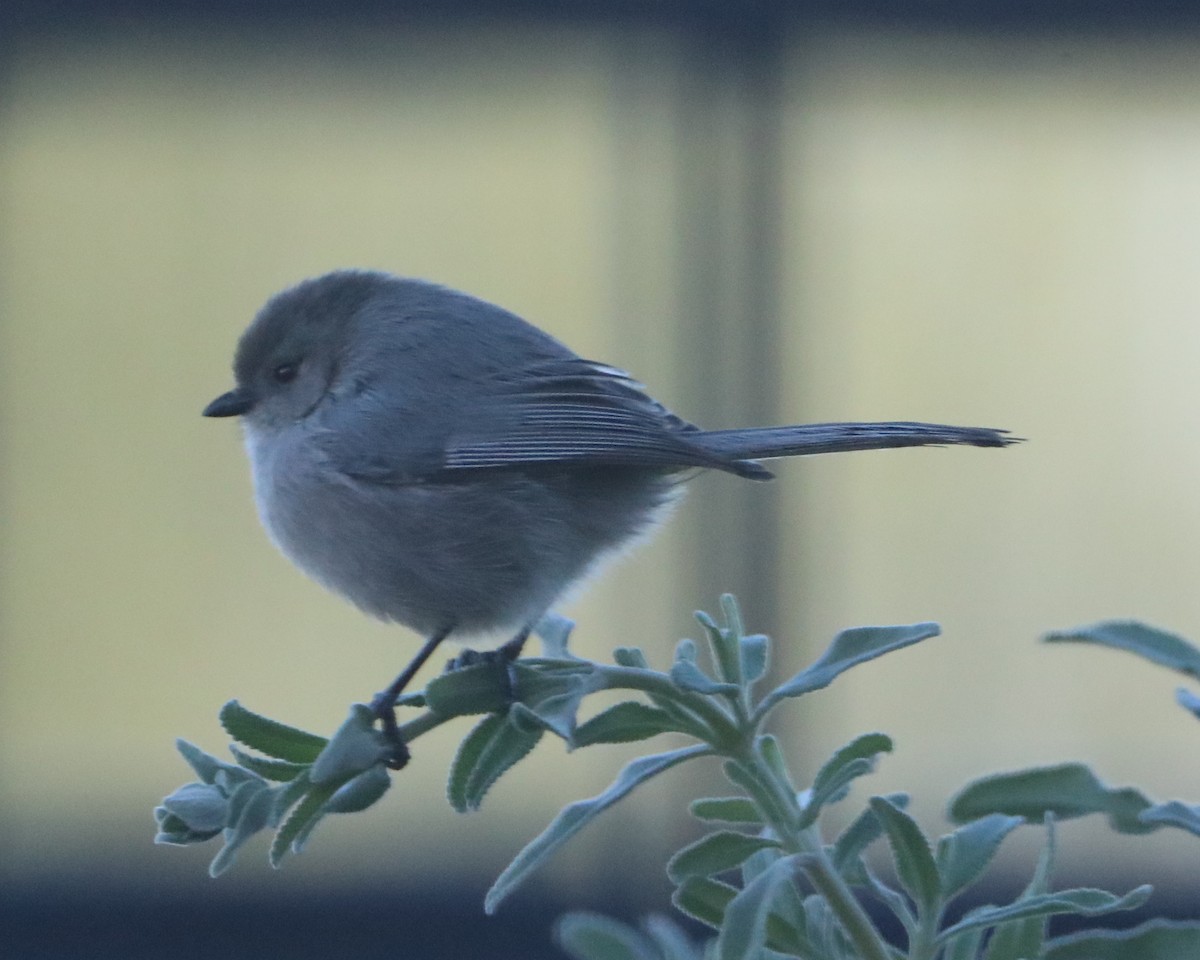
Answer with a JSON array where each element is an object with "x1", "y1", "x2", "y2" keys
[
  {"x1": 325, "y1": 764, "x2": 391, "y2": 814},
  {"x1": 830, "y1": 792, "x2": 910, "y2": 875},
  {"x1": 716, "y1": 855, "x2": 798, "y2": 960},
  {"x1": 1044, "y1": 918, "x2": 1200, "y2": 959},
  {"x1": 269, "y1": 771, "x2": 311, "y2": 825},
  {"x1": 643, "y1": 915, "x2": 705, "y2": 960},
  {"x1": 573, "y1": 702, "x2": 685, "y2": 748},
  {"x1": 949, "y1": 763, "x2": 1156, "y2": 834},
  {"x1": 209, "y1": 780, "x2": 275, "y2": 877},
  {"x1": 1044, "y1": 620, "x2": 1200, "y2": 681},
  {"x1": 739, "y1": 635, "x2": 769, "y2": 686},
  {"x1": 555, "y1": 912, "x2": 659, "y2": 960},
  {"x1": 1139, "y1": 800, "x2": 1200, "y2": 836},
  {"x1": 756, "y1": 736, "x2": 795, "y2": 795},
  {"x1": 486, "y1": 745, "x2": 710, "y2": 914},
  {"x1": 268, "y1": 780, "x2": 339, "y2": 867},
  {"x1": 448, "y1": 712, "x2": 543, "y2": 813},
  {"x1": 764, "y1": 623, "x2": 940, "y2": 706},
  {"x1": 218, "y1": 701, "x2": 327, "y2": 764},
  {"x1": 424, "y1": 662, "x2": 512, "y2": 716},
  {"x1": 690, "y1": 797, "x2": 763, "y2": 826},
  {"x1": 936, "y1": 814, "x2": 1023, "y2": 900},
  {"x1": 698, "y1": 602, "x2": 741, "y2": 687},
  {"x1": 310, "y1": 704, "x2": 390, "y2": 785},
  {"x1": 801, "y1": 733, "x2": 892, "y2": 828},
  {"x1": 938, "y1": 886, "x2": 1152, "y2": 944},
  {"x1": 667, "y1": 831, "x2": 782, "y2": 884},
  {"x1": 673, "y1": 876, "x2": 737, "y2": 931},
  {"x1": 870, "y1": 796, "x2": 940, "y2": 918},
  {"x1": 175, "y1": 739, "x2": 243, "y2": 785},
  {"x1": 228, "y1": 745, "x2": 310, "y2": 782},
  {"x1": 983, "y1": 819, "x2": 1055, "y2": 960},
  {"x1": 671, "y1": 659, "x2": 738, "y2": 696}
]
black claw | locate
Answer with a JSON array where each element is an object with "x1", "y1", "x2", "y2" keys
[{"x1": 370, "y1": 691, "x2": 411, "y2": 770}]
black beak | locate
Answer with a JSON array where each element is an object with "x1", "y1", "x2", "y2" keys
[{"x1": 203, "y1": 387, "x2": 255, "y2": 418}]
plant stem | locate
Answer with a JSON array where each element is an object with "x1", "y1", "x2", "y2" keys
[
  {"x1": 737, "y1": 747, "x2": 895, "y2": 960},
  {"x1": 800, "y1": 847, "x2": 895, "y2": 960}
]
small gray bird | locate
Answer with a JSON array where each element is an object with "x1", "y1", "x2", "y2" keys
[{"x1": 205, "y1": 269, "x2": 1015, "y2": 763}]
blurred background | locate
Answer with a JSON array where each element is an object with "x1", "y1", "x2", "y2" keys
[{"x1": 4, "y1": 1, "x2": 1200, "y2": 957}]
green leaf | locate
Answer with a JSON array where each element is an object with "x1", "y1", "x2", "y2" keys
[
  {"x1": 228, "y1": 745, "x2": 310, "y2": 782},
  {"x1": 756, "y1": 736, "x2": 796, "y2": 795},
  {"x1": 269, "y1": 770, "x2": 312, "y2": 824},
  {"x1": 667, "y1": 831, "x2": 782, "y2": 884},
  {"x1": 673, "y1": 876, "x2": 737, "y2": 931},
  {"x1": 1044, "y1": 620, "x2": 1200, "y2": 681},
  {"x1": 740, "y1": 635, "x2": 769, "y2": 686},
  {"x1": 176, "y1": 739, "x2": 243, "y2": 785},
  {"x1": 673, "y1": 875, "x2": 807, "y2": 956},
  {"x1": 209, "y1": 780, "x2": 275, "y2": 877},
  {"x1": 830, "y1": 792, "x2": 910, "y2": 875},
  {"x1": 801, "y1": 733, "x2": 893, "y2": 829},
  {"x1": 870, "y1": 795, "x2": 941, "y2": 918},
  {"x1": 448, "y1": 712, "x2": 543, "y2": 813},
  {"x1": 511, "y1": 669, "x2": 593, "y2": 740},
  {"x1": 949, "y1": 763, "x2": 1157, "y2": 834},
  {"x1": 742, "y1": 849, "x2": 810, "y2": 953},
  {"x1": 802, "y1": 894, "x2": 860, "y2": 960},
  {"x1": 763, "y1": 623, "x2": 940, "y2": 707},
  {"x1": 424, "y1": 662, "x2": 512, "y2": 717},
  {"x1": 716, "y1": 854, "x2": 798, "y2": 960},
  {"x1": 555, "y1": 912, "x2": 659, "y2": 960},
  {"x1": 486, "y1": 745, "x2": 711, "y2": 914},
  {"x1": 643, "y1": 915, "x2": 704, "y2": 960},
  {"x1": 573, "y1": 702, "x2": 686, "y2": 748},
  {"x1": 268, "y1": 779, "x2": 339, "y2": 868},
  {"x1": 937, "y1": 886, "x2": 1152, "y2": 944},
  {"x1": 936, "y1": 814, "x2": 1023, "y2": 900},
  {"x1": 697, "y1": 599, "x2": 741, "y2": 688},
  {"x1": 721, "y1": 762, "x2": 793, "y2": 833},
  {"x1": 670, "y1": 659, "x2": 738, "y2": 696},
  {"x1": 691, "y1": 797, "x2": 763, "y2": 826},
  {"x1": 1139, "y1": 800, "x2": 1200, "y2": 836},
  {"x1": 309, "y1": 704, "x2": 390, "y2": 785},
  {"x1": 325, "y1": 764, "x2": 391, "y2": 814},
  {"x1": 983, "y1": 817, "x2": 1054, "y2": 960},
  {"x1": 218, "y1": 700, "x2": 327, "y2": 764},
  {"x1": 1044, "y1": 918, "x2": 1200, "y2": 959}
]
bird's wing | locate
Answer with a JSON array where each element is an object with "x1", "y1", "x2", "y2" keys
[
  {"x1": 441, "y1": 358, "x2": 724, "y2": 471},
  {"x1": 325, "y1": 356, "x2": 768, "y2": 482}
]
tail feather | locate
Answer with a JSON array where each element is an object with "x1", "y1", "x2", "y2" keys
[{"x1": 693, "y1": 421, "x2": 1017, "y2": 479}]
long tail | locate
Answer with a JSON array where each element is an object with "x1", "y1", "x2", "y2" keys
[{"x1": 692, "y1": 421, "x2": 1018, "y2": 479}]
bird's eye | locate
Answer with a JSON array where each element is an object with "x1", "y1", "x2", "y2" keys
[{"x1": 272, "y1": 362, "x2": 299, "y2": 384}]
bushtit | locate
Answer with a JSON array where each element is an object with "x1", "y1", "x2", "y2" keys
[{"x1": 205, "y1": 269, "x2": 1014, "y2": 761}]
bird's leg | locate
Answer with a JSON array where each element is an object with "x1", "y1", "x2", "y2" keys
[{"x1": 371, "y1": 625, "x2": 452, "y2": 770}]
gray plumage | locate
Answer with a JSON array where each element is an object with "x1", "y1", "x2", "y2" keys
[{"x1": 206, "y1": 269, "x2": 1015, "y2": 649}]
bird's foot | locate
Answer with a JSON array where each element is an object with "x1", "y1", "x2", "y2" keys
[{"x1": 368, "y1": 692, "x2": 412, "y2": 770}]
